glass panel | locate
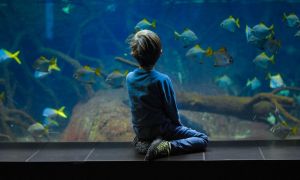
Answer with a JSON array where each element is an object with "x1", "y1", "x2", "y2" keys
[{"x1": 0, "y1": 0, "x2": 299, "y2": 142}]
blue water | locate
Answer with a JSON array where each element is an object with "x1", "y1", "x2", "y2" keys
[{"x1": 0, "y1": 0, "x2": 300, "y2": 141}]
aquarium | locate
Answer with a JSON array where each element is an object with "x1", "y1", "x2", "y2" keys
[{"x1": 0, "y1": 0, "x2": 300, "y2": 142}]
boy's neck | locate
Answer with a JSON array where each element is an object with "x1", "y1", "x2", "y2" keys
[{"x1": 140, "y1": 66, "x2": 154, "y2": 71}]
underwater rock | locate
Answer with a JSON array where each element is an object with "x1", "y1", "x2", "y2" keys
[{"x1": 62, "y1": 89, "x2": 134, "y2": 141}]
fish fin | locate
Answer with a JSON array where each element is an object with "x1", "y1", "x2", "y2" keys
[
  {"x1": 265, "y1": 73, "x2": 272, "y2": 80},
  {"x1": 205, "y1": 47, "x2": 213, "y2": 57},
  {"x1": 95, "y1": 68, "x2": 101, "y2": 76},
  {"x1": 49, "y1": 58, "x2": 61, "y2": 71},
  {"x1": 124, "y1": 70, "x2": 129, "y2": 76},
  {"x1": 218, "y1": 47, "x2": 227, "y2": 53},
  {"x1": 270, "y1": 55, "x2": 275, "y2": 64},
  {"x1": 246, "y1": 79, "x2": 251, "y2": 86},
  {"x1": 236, "y1": 18, "x2": 240, "y2": 28},
  {"x1": 152, "y1": 20, "x2": 156, "y2": 29},
  {"x1": 269, "y1": 24, "x2": 274, "y2": 31},
  {"x1": 291, "y1": 127, "x2": 298, "y2": 135},
  {"x1": 0, "y1": 92, "x2": 4, "y2": 101},
  {"x1": 174, "y1": 31, "x2": 180, "y2": 40},
  {"x1": 184, "y1": 28, "x2": 190, "y2": 31},
  {"x1": 57, "y1": 106, "x2": 67, "y2": 118},
  {"x1": 113, "y1": 70, "x2": 121, "y2": 74},
  {"x1": 229, "y1": 15, "x2": 233, "y2": 18},
  {"x1": 11, "y1": 51, "x2": 21, "y2": 64},
  {"x1": 282, "y1": 13, "x2": 287, "y2": 21}
]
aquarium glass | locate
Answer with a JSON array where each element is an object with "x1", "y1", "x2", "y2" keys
[{"x1": 0, "y1": 0, "x2": 300, "y2": 142}]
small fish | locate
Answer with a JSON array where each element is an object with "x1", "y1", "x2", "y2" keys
[
  {"x1": 134, "y1": 18, "x2": 156, "y2": 31},
  {"x1": 27, "y1": 123, "x2": 48, "y2": 138},
  {"x1": 215, "y1": 75, "x2": 233, "y2": 88},
  {"x1": 266, "y1": 113, "x2": 276, "y2": 125},
  {"x1": 245, "y1": 25, "x2": 266, "y2": 49},
  {"x1": 174, "y1": 28, "x2": 198, "y2": 48},
  {"x1": 212, "y1": 47, "x2": 233, "y2": 67},
  {"x1": 294, "y1": 30, "x2": 300, "y2": 37},
  {"x1": 73, "y1": 65, "x2": 101, "y2": 84},
  {"x1": 267, "y1": 73, "x2": 285, "y2": 89},
  {"x1": 62, "y1": 4, "x2": 74, "y2": 14},
  {"x1": 253, "y1": 52, "x2": 275, "y2": 69},
  {"x1": 220, "y1": 15, "x2": 240, "y2": 32},
  {"x1": 270, "y1": 121, "x2": 298, "y2": 139},
  {"x1": 105, "y1": 70, "x2": 128, "y2": 88},
  {"x1": 263, "y1": 36, "x2": 281, "y2": 55},
  {"x1": 42, "y1": 117, "x2": 59, "y2": 127},
  {"x1": 33, "y1": 56, "x2": 60, "y2": 78},
  {"x1": 43, "y1": 106, "x2": 67, "y2": 119},
  {"x1": 277, "y1": 90, "x2": 290, "y2": 96},
  {"x1": 283, "y1": 13, "x2": 300, "y2": 28},
  {"x1": 185, "y1": 44, "x2": 213, "y2": 63},
  {"x1": 249, "y1": 23, "x2": 274, "y2": 40},
  {"x1": 246, "y1": 77, "x2": 261, "y2": 90},
  {"x1": 0, "y1": 49, "x2": 21, "y2": 64}
]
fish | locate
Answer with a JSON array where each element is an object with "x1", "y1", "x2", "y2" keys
[
  {"x1": 185, "y1": 44, "x2": 213, "y2": 63},
  {"x1": 220, "y1": 15, "x2": 240, "y2": 32},
  {"x1": 73, "y1": 65, "x2": 101, "y2": 84},
  {"x1": 270, "y1": 121, "x2": 298, "y2": 139},
  {"x1": 105, "y1": 70, "x2": 128, "y2": 88},
  {"x1": 43, "y1": 106, "x2": 67, "y2": 119},
  {"x1": 294, "y1": 30, "x2": 300, "y2": 37},
  {"x1": 252, "y1": 22, "x2": 274, "y2": 39},
  {"x1": 283, "y1": 13, "x2": 300, "y2": 28},
  {"x1": 134, "y1": 18, "x2": 156, "y2": 31},
  {"x1": 27, "y1": 123, "x2": 48, "y2": 138},
  {"x1": 174, "y1": 28, "x2": 198, "y2": 48},
  {"x1": 33, "y1": 56, "x2": 60, "y2": 78},
  {"x1": 294, "y1": 95, "x2": 300, "y2": 105},
  {"x1": 263, "y1": 36, "x2": 281, "y2": 55},
  {"x1": 212, "y1": 47, "x2": 233, "y2": 67},
  {"x1": 253, "y1": 52, "x2": 275, "y2": 69},
  {"x1": 0, "y1": 49, "x2": 21, "y2": 64},
  {"x1": 266, "y1": 113, "x2": 276, "y2": 125},
  {"x1": 267, "y1": 73, "x2": 285, "y2": 89},
  {"x1": 62, "y1": 3, "x2": 74, "y2": 14},
  {"x1": 42, "y1": 117, "x2": 59, "y2": 127},
  {"x1": 215, "y1": 75, "x2": 233, "y2": 88},
  {"x1": 277, "y1": 90, "x2": 290, "y2": 96},
  {"x1": 246, "y1": 77, "x2": 261, "y2": 90},
  {"x1": 245, "y1": 25, "x2": 266, "y2": 49}
]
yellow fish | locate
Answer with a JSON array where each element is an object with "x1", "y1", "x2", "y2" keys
[{"x1": 0, "y1": 49, "x2": 21, "y2": 64}]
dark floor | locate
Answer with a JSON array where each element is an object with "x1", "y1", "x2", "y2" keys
[
  {"x1": 1, "y1": 140, "x2": 300, "y2": 162},
  {"x1": 1, "y1": 140, "x2": 300, "y2": 178}
]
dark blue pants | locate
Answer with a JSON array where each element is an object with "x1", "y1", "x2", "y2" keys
[
  {"x1": 160, "y1": 123, "x2": 208, "y2": 155},
  {"x1": 134, "y1": 122, "x2": 208, "y2": 155}
]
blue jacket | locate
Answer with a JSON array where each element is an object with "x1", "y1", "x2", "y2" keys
[{"x1": 126, "y1": 68, "x2": 181, "y2": 138}]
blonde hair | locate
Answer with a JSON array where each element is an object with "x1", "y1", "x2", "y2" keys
[{"x1": 129, "y1": 30, "x2": 162, "y2": 70}]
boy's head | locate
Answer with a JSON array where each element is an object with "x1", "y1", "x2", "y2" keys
[{"x1": 129, "y1": 30, "x2": 162, "y2": 70}]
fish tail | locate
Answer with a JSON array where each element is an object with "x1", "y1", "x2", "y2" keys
[
  {"x1": 270, "y1": 55, "x2": 275, "y2": 64},
  {"x1": 246, "y1": 79, "x2": 251, "y2": 86},
  {"x1": 265, "y1": 73, "x2": 271, "y2": 80},
  {"x1": 57, "y1": 106, "x2": 67, "y2": 118},
  {"x1": 11, "y1": 51, "x2": 21, "y2": 64},
  {"x1": 236, "y1": 18, "x2": 240, "y2": 28},
  {"x1": 269, "y1": 24, "x2": 274, "y2": 31},
  {"x1": 95, "y1": 68, "x2": 101, "y2": 76},
  {"x1": 152, "y1": 20, "x2": 156, "y2": 29},
  {"x1": 124, "y1": 70, "x2": 129, "y2": 76},
  {"x1": 174, "y1": 31, "x2": 180, "y2": 40},
  {"x1": 205, "y1": 47, "x2": 213, "y2": 57},
  {"x1": 282, "y1": 13, "x2": 287, "y2": 21},
  {"x1": 49, "y1": 59, "x2": 61, "y2": 71}
]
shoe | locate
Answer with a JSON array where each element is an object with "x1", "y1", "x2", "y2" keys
[
  {"x1": 132, "y1": 136, "x2": 151, "y2": 154},
  {"x1": 144, "y1": 138, "x2": 171, "y2": 161}
]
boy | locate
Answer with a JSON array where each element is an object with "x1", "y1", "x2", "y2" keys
[{"x1": 126, "y1": 30, "x2": 208, "y2": 161}]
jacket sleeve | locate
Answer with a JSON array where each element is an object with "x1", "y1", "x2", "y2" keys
[{"x1": 159, "y1": 77, "x2": 182, "y2": 126}]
